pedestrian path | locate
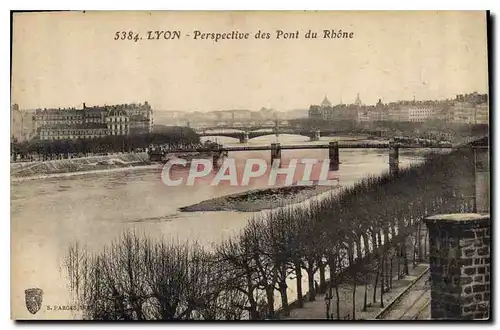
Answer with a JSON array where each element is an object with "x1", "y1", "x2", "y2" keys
[{"x1": 283, "y1": 263, "x2": 429, "y2": 320}]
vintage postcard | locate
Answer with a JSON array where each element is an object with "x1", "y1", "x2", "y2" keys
[{"x1": 11, "y1": 11, "x2": 490, "y2": 320}]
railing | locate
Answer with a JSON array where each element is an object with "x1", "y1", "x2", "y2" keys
[
  {"x1": 374, "y1": 268, "x2": 430, "y2": 320},
  {"x1": 163, "y1": 143, "x2": 458, "y2": 154}
]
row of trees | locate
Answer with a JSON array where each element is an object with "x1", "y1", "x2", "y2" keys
[
  {"x1": 63, "y1": 147, "x2": 476, "y2": 320},
  {"x1": 11, "y1": 126, "x2": 200, "y2": 162}
]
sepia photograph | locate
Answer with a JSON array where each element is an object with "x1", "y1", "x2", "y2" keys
[{"x1": 10, "y1": 10, "x2": 490, "y2": 321}]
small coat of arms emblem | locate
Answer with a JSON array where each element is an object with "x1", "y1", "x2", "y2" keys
[{"x1": 25, "y1": 288, "x2": 43, "y2": 314}]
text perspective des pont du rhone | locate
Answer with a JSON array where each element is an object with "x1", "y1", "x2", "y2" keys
[{"x1": 113, "y1": 29, "x2": 356, "y2": 42}]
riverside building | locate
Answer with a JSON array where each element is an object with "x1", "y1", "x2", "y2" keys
[
  {"x1": 34, "y1": 102, "x2": 153, "y2": 141},
  {"x1": 309, "y1": 92, "x2": 489, "y2": 124}
]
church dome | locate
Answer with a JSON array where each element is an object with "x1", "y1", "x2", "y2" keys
[{"x1": 321, "y1": 96, "x2": 332, "y2": 107}]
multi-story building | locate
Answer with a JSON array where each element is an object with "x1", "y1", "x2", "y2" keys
[
  {"x1": 39, "y1": 124, "x2": 108, "y2": 140},
  {"x1": 310, "y1": 95, "x2": 370, "y2": 122},
  {"x1": 358, "y1": 107, "x2": 388, "y2": 122},
  {"x1": 11, "y1": 104, "x2": 35, "y2": 141},
  {"x1": 107, "y1": 107, "x2": 129, "y2": 135},
  {"x1": 452, "y1": 102, "x2": 489, "y2": 124},
  {"x1": 34, "y1": 102, "x2": 153, "y2": 140},
  {"x1": 310, "y1": 92, "x2": 488, "y2": 124},
  {"x1": 407, "y1": 106, "x2": 437, "y2": 122},
  {"x1": 475, "y1": 103, "x2": 489, "y2": 124},
  {"x1": 122, "y1": 101, "x2": 154, "y2": 133},
  {"x1": 308, "y1": 96, "x2": 331, "y2": 120},
  {"x1": 11, "y1": 104, "x2": 24, "y2": 141}
]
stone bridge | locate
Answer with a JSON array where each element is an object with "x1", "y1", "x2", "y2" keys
[{"x1": 195, "y1": 127, "x2": 342, "y2": 143}]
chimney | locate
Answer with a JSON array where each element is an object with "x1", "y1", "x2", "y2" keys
[{"x1": 83, "y1": 102, "x2": 86, "y2": 109}]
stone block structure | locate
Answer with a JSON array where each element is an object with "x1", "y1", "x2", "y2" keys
[{"x1": 424, "y1": 213, "x2": 490, "y2": 320}]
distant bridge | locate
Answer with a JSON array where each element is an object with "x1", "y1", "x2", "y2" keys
[{"x1": 195, "y1": 127, "x2": 347, "y2": 142}]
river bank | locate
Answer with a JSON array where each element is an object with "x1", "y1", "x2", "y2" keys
[
  {"x1": 10, "y1": 140, "x2": 429, "y2": 319},
  {"x1": 179, "y1": 183, "x2": 341, "y2": 212},
  {"x1": 10, "y1": 152, "x2": 209, "y2": 181}
]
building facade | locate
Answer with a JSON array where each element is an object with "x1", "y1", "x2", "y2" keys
[
  {"x1": 309, "y1": 94, "x2": 370, "y2": 121},
  {"x1": 452, "y1": 101, "x2": 489, "y2": 125},
  {"x1": 39, "y1": 124, "x2": 108, "y2": 140},
  {"x1": 34, "y1": 102, "x2": 153, "y2": 140},
  {"x1": 406, "y1": 106, "x2": 437, "y2": 122},
  {"x1": 11, "y1": 104, "x2": 35, "y2": 141},
  {"x1": 309, "y1": 96, "x2": 358, "y2": 121},
  {"x1": 308, "y1": 92, "x2": 489, "y2": 125}
]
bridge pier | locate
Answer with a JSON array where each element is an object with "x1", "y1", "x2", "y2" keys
[
  {"x1": 271, "y1": 143, "x2": 281, "y2": 166},
  {"x1": 212, "y1": 151, "x2": 227, "y2": 168},
  {"x1": 329, "y1": 141, "x2": 339, "y2": 171},
  {"x1": 310, "y1": 130, "x2": 321, "y2": 142},
  {"x1": 389, "y1": 142, "x2": 399, "y2": 176},
  {"x1": 239, "y1": 131, "x2": 249, "y2": 144},
  {"x1": 212, "y1": 144, "x2": 226, "y2": 168}
]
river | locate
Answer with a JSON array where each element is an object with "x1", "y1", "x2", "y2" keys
[{"x1": 11, "y1": 134, "x2": 429, "y2": 319}]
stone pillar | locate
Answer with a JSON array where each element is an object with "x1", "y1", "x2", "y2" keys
[
  {"x1": 212, "y1": 144, "x2": 224, "y2": 168},
  {"x1": 424, "y1": 213, "x2": 490, "y2": 320},
  {"x1": 240, "y1": 131, "x2": 249, "y2": 144},
  {"x1": 474, "y1": 147, "x2": 489, "y2": 213},
  {"x1": 270, "y1": 143, "x2": 281, "y2": 166},
  {"x1": 310, "y1": 130, "x2": 321, "y2": 142},
  {"x1": 328, "y1": 141, "x2": 339, "y2": 171},
  {"x1": 389, "y1": 141, "x2": 399, "y2": 176},
  {"x1": 212, "y1": 153, "x2": 220, "y2": 168}
]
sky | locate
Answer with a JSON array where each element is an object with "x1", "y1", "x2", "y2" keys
[{"x1": 11, "y1": 11, "x2": 489, "y2": 112}]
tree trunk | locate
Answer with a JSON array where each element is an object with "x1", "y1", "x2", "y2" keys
[
  {"x1": 356, "y1": 240, "x2": 363, "y2": 261},
  {"x1": 295, "y1": 262, "x2": 303, "y2": 308},
  {"x1": 318, "y1": 259, "x2": 326, "y2": 294},
  {"x1": 397, "y1": 246, "x2": 401, "y2": 280},
  {"x1": 380, "y1": 257, "x2": 385, "y2": 308},
  {"x1": 363, "y1": 283, "x2": 368, "y2": 311},
  {"x1": 389, "y1": 257, "x2": 393, "y2": 288},
  {"x1": 424, "y1": 230, "x2": 428, "y2": 258},
  {"x1": 352, "y1": 281, "x2": 356, "y2": 320},
  {"x1": 391, "y1": 223, "x2": 397, "y2": 241},
  {"x1": 266, "y1": 288, "x2": 275, "y2": 319},
  {"x1": 412, "y1": 236, "x2": 417, "y2": 268},
  {"x1": 363, "y1": 235, "x2": 370, "y2": 260},
  {"x1": 372, "y1": 231, "x2": 378, "y2": 251},
  {"x1": 329, "y1": 260, "x2": 335, "y2": 295},
  {"x1": 403, "y1": 242, "x2": 409, "y2": 275},
  {"x1": 279, "y1": 280, "x2": 289, "y2": 317},
  {"x1": 417, "y1": 222, "x2": 423, "y2": 263},
  {"x1": 247, "y1": 274, "x2": 259, "y2": 320},
  {"x1": 335, "y1": 284, "x2": 340, "y2": 320},
  {"x1": 373, "y1": 262, "x2": 380, "y2": 304},
  {"x1": 307, "y1": 266, "x2": 315, "y2": 301}
]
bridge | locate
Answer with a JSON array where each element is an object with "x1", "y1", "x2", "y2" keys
[
  {"x1": 196, "y1": 127, "x2": 347, "y2": 142},
  {"x1": 153, "y1": 141, "x2": 463, "y2": 175}
]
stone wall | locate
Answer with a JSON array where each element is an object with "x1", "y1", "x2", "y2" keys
[{"x1": 424, "y1": 213, "x2": 490, "y2": 320}]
